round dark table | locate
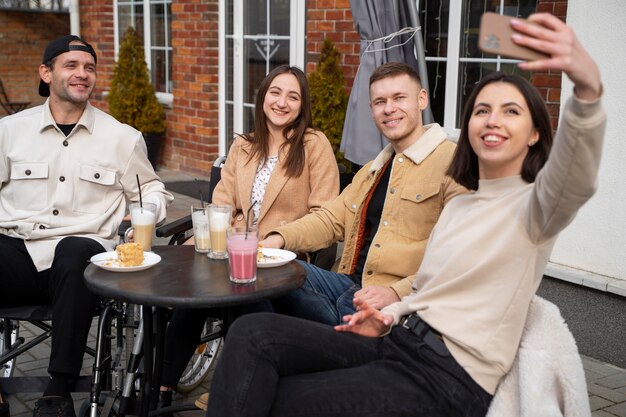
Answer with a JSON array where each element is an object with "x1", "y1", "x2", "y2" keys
[
  {"x1": 84, "y1": 245, "x2": 305, "y2": 417},
  {"x1": 84, "y1": 245, "x2": 306, "y2": 308}
]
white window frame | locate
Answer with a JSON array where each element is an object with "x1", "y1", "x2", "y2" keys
[
  {"x1": 113, "y1": 0, "x2": 173, "y2": 107},
  {"x1": 218, "y1": 0, "x2": 306, "y2": 156}
]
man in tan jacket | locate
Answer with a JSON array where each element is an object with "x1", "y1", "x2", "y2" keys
[
  {"x1": 262, "y1": 62, "x2": 466, "y2": 325},
  {"x1": 0, "y1": 35, "x2": 172, "y2": 417}
]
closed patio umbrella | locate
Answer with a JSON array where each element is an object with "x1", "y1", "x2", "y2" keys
[{"x1": 341, "y1": 0, "x2": 433, "y2": 167}]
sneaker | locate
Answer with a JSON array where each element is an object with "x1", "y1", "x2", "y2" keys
[
  {"x1": 194, "y1": 393, "x2": 209, "y2": 411},
  {"x1": 33, "y1": 396, "x2": 76, "y2": 417}
]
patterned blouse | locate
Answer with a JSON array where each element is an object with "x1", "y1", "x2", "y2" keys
[{"x1": 250, "y1": 155, "x2": 279, "y2": 226}]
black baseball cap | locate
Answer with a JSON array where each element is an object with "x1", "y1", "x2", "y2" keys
[{"x1": 39, "y1": 35, "x2": 98, "y2": 97}]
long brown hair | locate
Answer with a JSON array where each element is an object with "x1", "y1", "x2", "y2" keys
[
  {"x1": 241, "y1": 65, "x2": 314, "y2": 178},
  {"x1": 447, "y1": 72, "x2": 553, "y2": 190}
]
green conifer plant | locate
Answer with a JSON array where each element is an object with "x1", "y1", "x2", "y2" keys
[
  {"x1": 108, "y1": 26, "x2": 165, "y2": 135},
  {"x1": 309, "y1": 39, "x2": 351, "y2": 174}
]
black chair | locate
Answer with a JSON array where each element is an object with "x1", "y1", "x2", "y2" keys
[{"x1": 0, "y1": 78, "x2": 30, "y2": 115}]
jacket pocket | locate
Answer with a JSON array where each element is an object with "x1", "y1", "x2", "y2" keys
[
  {"x1": 10, "y1": 162, "x2": 49, "y2": 210},
  {"x1": 397, "y1": 182, "x2": 441, "y2": 240},
  {"x1": 73, "y1": 164, "x2": 117, "y2": 214}
]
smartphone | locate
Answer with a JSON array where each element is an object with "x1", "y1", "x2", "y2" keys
[{"x1": 478, "y1": 12, "x2": 549, "y2": 61}]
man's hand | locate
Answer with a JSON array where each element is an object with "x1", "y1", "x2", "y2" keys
[
  {"x1": 334, "y1": 298, "x2": 393, "y2": 337},
  {"x1": 354, "y1": 285, "x2": 400, "y2": 310},
  {"x1": 259, "y1": 233, "x2": 284, "y2": 249}
]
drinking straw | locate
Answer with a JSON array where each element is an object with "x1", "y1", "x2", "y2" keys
[
  {"x1": 245, "y1": 201, "x2": 257, "y2": 239},
  {"x1": 195, "y1": 178, "x2": 205, "y2": 208},
  {"x1": 136, "y1": 174, "x2": 143, "y2": 211}
]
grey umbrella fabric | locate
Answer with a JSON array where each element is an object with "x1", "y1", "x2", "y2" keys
[{"x1": 341, "y1": 0, "x2": 433, "y2": 167}]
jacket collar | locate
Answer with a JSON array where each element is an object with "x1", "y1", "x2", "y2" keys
[
  {"x1": 40, "y1": 99, "x2": 95, "y2": 135},
  {"x1": 368, "y1": 123, "x2": 448, "y2": 174}
]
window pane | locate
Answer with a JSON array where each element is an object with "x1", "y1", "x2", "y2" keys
[
  {"x1": 244, "y1": 38, "x2": 289, "y2": 104},
  {"x1": 118, "y1": 2, "x2": 144, "y2": 40},
  {"x1": 226, "y1": 102, "x2": 234, "y2": 149},
  {"x1": 226, "y1": 38, "x2": 233, "y2": 101},
  {"x1": 420, "y1": 0, "x2": 450, "y2": 58},
  {"x1": 501, "y1": 0, "x2": 537, "y2": 16},
  {"x1": 245, "y1": 0, "x2": 267, "y2": 36},
  {"x1": 455, "y1": 61, "x2": 532, "y2": 128},
  {"x1": 150, "y1": 3, "x2": 165, "y2": 47},
  {"x1": 269, "y1": 0, "x2": 290, "y2": 36},
  {"x1": 244, "y1": 105, "x2": 254, "y2": 135},
  {"x1": 151, "y1": 49, "x2": 167, "y2": 93},
  {"x1": 426, "y1": 61, "x2": 447, "y2": 125}
]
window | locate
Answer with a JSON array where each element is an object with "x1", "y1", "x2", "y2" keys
[
  {"x1": 418, "y1": 0, "x2": 537, "y2": 136},
  {"x1": 115, "y1": 0, "x2": 173, "y2": 103},
  {"x1": 219, "y1": 0, "x2": 306, "y2": 154}
]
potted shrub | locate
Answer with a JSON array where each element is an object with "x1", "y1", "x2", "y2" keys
[
  {"x1": 309, "y1": 39, "x2": 353, "y2": 190},
  {"x1": 108, "y1": 26, "x2": 166, "y2": 170}
]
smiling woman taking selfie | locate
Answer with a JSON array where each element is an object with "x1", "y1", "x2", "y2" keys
[{"x1": 204, "y1": 13, "x2": 605, "y2": 417}]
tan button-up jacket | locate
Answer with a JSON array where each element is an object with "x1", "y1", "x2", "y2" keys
[
  {"x1": 0, "y1": 100, "x2": 173, "y2": 270},
  {"x1": 213, "y1": 130, "x2": 340, "y2": 239},
  {"x1": 274, "y1": 123, "x2": 467, "y2": 298}
]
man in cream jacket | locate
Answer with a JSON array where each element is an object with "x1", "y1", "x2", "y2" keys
[
  {"x1": 262, "y1": 62, "x2": 466, "y2": 325},
  {"x1": 0, "y1": 35, "x2": 172, "y2": 417}
]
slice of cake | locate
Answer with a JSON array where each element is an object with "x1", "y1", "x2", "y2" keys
[{"x1": 116, "y1": 242, "x2": 145, "y2": 267}]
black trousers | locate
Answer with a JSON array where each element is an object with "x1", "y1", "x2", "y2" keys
[
  {"x1": 0, "y1": 235, "x2": 104, "y2": 377},
  {"x1": 207, "y1": 313, "x2": 493, "y2": 417}
]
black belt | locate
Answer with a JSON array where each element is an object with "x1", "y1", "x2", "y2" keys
[{"x1": 400, "y1": 313, "x2": 449, "y2": 356}]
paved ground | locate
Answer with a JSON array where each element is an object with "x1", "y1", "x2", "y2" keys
[{"x1": 3, "y1": 168, "x2": 625, "y2": 417}]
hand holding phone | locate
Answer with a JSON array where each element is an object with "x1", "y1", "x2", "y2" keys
[{"x1": 479, "y1": 12, "x2": 549, "y2": 61}]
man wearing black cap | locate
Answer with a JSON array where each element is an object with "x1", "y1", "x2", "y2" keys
[{"x1": 0, "y1": 35, "x2": 173, "y2": 416}]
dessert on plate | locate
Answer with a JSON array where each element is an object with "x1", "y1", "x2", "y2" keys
[{"x1": 116, "y1": 242, "x2": 145, "y2": 267}]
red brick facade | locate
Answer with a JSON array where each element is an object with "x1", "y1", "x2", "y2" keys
[
  {"x1": 0, "y1": 11, "x2": 69, "y2": 116},
  {"x1": 1, "y1": 0, "x2": 567, "y2": 172}
]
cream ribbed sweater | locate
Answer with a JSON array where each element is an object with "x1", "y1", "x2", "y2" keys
[{"x1": 382, "y1": 95, "x2": 606, "y2": 394}]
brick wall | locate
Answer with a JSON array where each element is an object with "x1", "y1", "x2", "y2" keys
[
  {"x1": 0, "y1": 11, "x2": 69, "y2": 116},
  {"x1": 165, "y1": 0, "x2": 220, "y2": 173},
  {"x1": 306, "y1": 0, "x2": 358, "y2": 89},
  {"x1": 79, "y1": 0, "x2": 221, "y2": 174}
]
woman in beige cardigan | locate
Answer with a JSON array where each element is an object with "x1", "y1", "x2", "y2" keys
[
  {"x1": 158, "y1": 65, "x2": 339, "y2": 403},
  {"x1": 212, "y1": 65, "x2": 339, "y2": 237}
]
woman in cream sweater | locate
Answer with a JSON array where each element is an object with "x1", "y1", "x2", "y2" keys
[{"x1": 205, "y1": 13, "x2": 606, "y2": 417}]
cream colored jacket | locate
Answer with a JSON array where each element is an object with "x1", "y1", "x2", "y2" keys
[
  {"x1": 212, "y1": 130, "x2": 339, "y2": 239},
  {"x1": 275, "y1": 123, "x2": 466, "y2": 298},
  {"x1": 0, "y1": 101, "x2": 173, "y2": 270}
]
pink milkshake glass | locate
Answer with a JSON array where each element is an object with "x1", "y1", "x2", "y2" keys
[{"x1": 227, "y1": 226, "x2": 258, "y2": 284}]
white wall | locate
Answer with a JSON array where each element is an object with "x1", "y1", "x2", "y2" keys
[{"x1": 550, "y1": 0, "x2": 626, "y2": 282}]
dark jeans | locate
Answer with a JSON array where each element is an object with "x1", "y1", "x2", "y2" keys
[
  {"x1": 206, "y1": 313, "x2": 492, "y2": 417},
  {"x1": 0, "y1": 235, "x2": 103, "y2": 377},
  {"x1": 271, "y1": 260, "x2": 360, "y2": 325}
]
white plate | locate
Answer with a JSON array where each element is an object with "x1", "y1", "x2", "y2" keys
[
  {"x1": 90, "y1": 251, "x2": 161, "y2": 272},
  {"x1": 257, "y1": 248, "x2": 297, "y2": 268}
]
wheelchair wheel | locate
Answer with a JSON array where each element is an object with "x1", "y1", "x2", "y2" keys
[
  {"x1": 176, "y1": 319, "x2": 222, "y2": 393},
  {"x1": 0, "y1": 318, "x2": 18, "y2": 378}
]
